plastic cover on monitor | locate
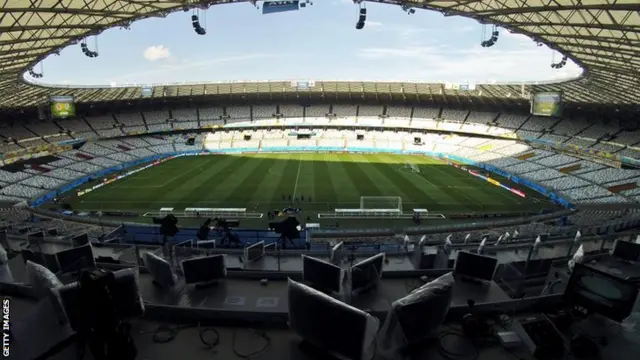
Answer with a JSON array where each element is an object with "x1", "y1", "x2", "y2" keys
[
  {"x1": 180, "y1": 254, "x2": 227, "y2": 284},
  {"x1": 378, "y1": 272, "x2": 454, "y2": 356},
  {"x1": 288, "y1": 279, "x2": 379, "y2": 360},
  {"x1": 144, "y1": 252, "x2": 177, "y2": 288}
]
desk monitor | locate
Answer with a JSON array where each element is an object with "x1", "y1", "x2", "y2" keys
[
  {"x1": 245, "y1": 241, "x2": 265, "y2": 262},
  {"x1": 72, "y1": 233, "x2": 89, "y2": 247},
  {"x1": 454, "y1": 251, "x2": 498, "y2": 282},
  {"x1": 56, "y1": 243, "x2": 96, "y2": 274},
  {"x1": 288, "y1": 279, "x2": 379, "y2": 360},
  {"x1": 302, "y1": 255, "x2": 342, "y2": 294},
  {"x1": 351, "y1": 253, "x2": 385, "y2": 294},
  {"x1": 330, "y1": 241, "x2": 344, "y2": 266},
  {"x1": 196, "y1": 240, "x2": 216, "y2": 249},
  {"x1": 563, "y1": 263, "x2": 639, "y2": 323},
  {"x1": 612, "y1": 239, "x2": 640, "y2": 262},
  {"x1": 181, "y1": 254, "x2": 227, "y2": 287},
  {"x1": 144, "y1": 252, "x2": 177, "y2": 288},
  {"x1": 264, "y1": 242, "x2": 277, "y2": 252},
  {"x1": 174, "y1": 240, "x2": 193, "y2": 248}
]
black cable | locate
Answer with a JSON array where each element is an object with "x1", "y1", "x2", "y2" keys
[
  {"x1": 232, "y1": 328, "x2": 271, "y2": 358},
  {"x1": 437, "y1": 331, "x2": 479, "y2": 360},
  {"x1": 145, "y1": 322, "x2": 220, "y2": 349}
]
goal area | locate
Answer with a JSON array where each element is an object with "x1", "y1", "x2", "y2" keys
[{"x1": 360, "y1": 196, "x2": 403, "y2": 213}]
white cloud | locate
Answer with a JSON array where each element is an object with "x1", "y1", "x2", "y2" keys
[
  {"x1": 114, "y1": 53, "x2": 282, "y2": 83},
  {"x1": 367, "y1": 21, "x2": 383, "y2": 27},
  {"x1": 143, "y1": 45, "x2": 171, "y2": 61},
  {"x1": 355, "y1": 44, "x2": 583, "y2": 83}
]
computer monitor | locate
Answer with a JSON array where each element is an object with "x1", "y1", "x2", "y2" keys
[
  {"x1": 454, "y1": 251, "x2": 498, "y2": 282},
  {"x1": 181, "y1": 254, "x2": 227, "y2": 287},
  {"x1": 56, "y1": 243, "x2": 96, "y2": 274},
  {"x1": 71, "y1": 233, "x2": 89, "y2": 247},
  {"x1": 302, "y1": 255, "x2": 342, "y2": 293},
  {"x1": 264, "y1": 242, "x2": 277, "y2": 252},
  {"x1": 330, "y1": 241, "x2": 344, "y2": 266},
  {"x1": 174, "y1": 240, "x2": 193, "y2": 248},
  {"x1": 563, "y1": 263, "x2": 639, "y2": 322},
  {"x1": 612, "y1": 239, "x2": 640, "y2": 262},
  {"x1": 351, "y1": 253, "x2": 385, "y2": 294},
  {"x1": 144, "y1": 252, "x2": 177, "y2": 288},
  {"x1": 196, "y1": 240, "x2": 216, "y2": 249},
  {"x1": 245, "y1": 241, "x2": 265, "y2": 262},
  {"x1": 288, "y1": 279, "x2": 379, "y2": 360}
]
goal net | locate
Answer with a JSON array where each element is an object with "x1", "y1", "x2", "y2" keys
[
  {"x1": 404, "y1": 162, "x2": 420, "y2": 173},
  {"x1": 360, "y1": 196, "x2": 403, "y2": 213}
]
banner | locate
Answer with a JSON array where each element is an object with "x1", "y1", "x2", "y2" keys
[{"x1": 262, "y1": 0, "x2": 299, "y2": 14}]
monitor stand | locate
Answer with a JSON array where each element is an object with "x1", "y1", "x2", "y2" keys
[{"x1": 195, "y1": 280, "x2": 219, "y2": 289}]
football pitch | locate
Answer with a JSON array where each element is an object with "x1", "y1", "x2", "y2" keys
[{"x1": 69, "y1": 153, "x2": 552, "y2": 228}]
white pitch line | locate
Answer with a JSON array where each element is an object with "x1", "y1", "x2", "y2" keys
[{"x1": 292, "y1": 154, "x2": 303, "y2": 199}]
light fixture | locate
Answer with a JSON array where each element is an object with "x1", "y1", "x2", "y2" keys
[
  {"x1": 81, "y1": 39, "x2": 99, "y2": 58},
  {"x1": 551, "y1": 55, "x2": 568, "y2": 69},
  {"x1": 481, "y1": 25, "x2": 499, "y2": 47}
]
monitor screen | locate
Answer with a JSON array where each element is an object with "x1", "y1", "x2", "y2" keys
[
  {"x1": 197, "y1": 240, "x2": 216, "y2": 249},
  {"x1": 174, "y1": 240, "x2": 193, "y2": 248},
  {"x1": 330, "y1": 241, "x2": 344, "y2": 265},
  {"x1": 72, "y1": 233, "x2": 89, "y2": 247},
  {"x1": 144, "y1": 252, "x2": 176, "y2": 288},
  {"x1": 612, "y1": 240, "x2": 640, "y2": 262},
  {"x1": 302, "y1": 255, "x2": 342, "y2": 293},
  {"x1": 454, "y1": 251, "x2": 497, "y2": 281},
  {"x1": 245, "y1": 241, "x2": 264, "y2": 262},
  {"x1": 564, "y1": 263, "x2": 639, "y2": 322},
  {"x1": 56, "y1": 244, "x2": 96, "y2": 273},
  {"x1": 351, "y1": 253, "x2": 385, "y2": 293},
  {"x1": 181, "y1": 255, "x2": 227, "y2": 284}
]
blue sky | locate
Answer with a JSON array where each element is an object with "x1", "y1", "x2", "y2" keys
[{"x1": 31, "y1": 0, "x2": 582, "y2": 86}]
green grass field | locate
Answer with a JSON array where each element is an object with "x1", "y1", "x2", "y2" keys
[{"x1": 69, "y1": 153, "x2": 553, "y2": 228}]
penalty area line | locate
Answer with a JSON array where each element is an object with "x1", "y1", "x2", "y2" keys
[{"x1": 292, "y1": 154, "x2": 303, "y2": 199}]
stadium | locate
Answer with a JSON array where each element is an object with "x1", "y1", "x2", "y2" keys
[{"x1": 0, "y1": 1, "x2": 639, "y2": 360}]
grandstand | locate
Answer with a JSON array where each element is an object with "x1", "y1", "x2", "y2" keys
[{"x1": 1, "y1": 3, "x2": 640, "y2": 360}]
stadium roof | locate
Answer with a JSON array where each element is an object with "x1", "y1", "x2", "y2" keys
[{"x1": 0, "y1": 0, "x2": 638, "y2": 111}]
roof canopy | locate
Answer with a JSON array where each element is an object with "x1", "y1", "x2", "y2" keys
[{"x1": 0, "y1": 0, "x2": 637, "y2": 110}]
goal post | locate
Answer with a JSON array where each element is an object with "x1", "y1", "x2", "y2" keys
[
  {"x1": 404, "y1": 162, "x2": 420, "y2": 173},
  {"x1": 360, "y1": 196, "x2": 403, "y2": 213}
]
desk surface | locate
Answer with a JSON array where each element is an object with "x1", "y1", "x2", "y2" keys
[{"x1": 5, "y1": 296, "x2": 639, "y2": 360}]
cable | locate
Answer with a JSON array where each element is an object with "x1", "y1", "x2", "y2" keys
[
  {"x1": 232, "y1": 328, "x2": 271, "y2": 358},
  {"x1": 143, "y1": 322, "x2": 220, "y2": 349},
  {"x1": 437, "y1": 331, "x2": 479, "y2": 360}
]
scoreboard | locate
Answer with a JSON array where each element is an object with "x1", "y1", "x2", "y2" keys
[
  {"x1": 530, "y1": 92, "x2": 563, "y2": 117},
  {"x1": 50, "y1": 96, "x2": 76, "y2": 118}
]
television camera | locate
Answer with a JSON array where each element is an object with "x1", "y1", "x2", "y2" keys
[
  {"x1": 213, "y1": 217, "x2": 241, "y2": 247},
  {"x1": 269, "y1": 216, "x2": 301, "y2": 249}
]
